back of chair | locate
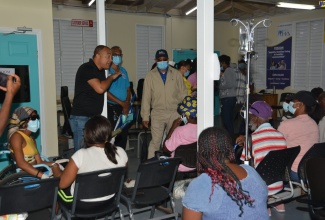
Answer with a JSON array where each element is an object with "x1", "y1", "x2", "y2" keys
[
  {"x1": 61, "y1": 86, "x2": 68, "y2": 99},
  {"x1": 305, "y1": 157, "x2": 325, "y2": 204},
  {"x1": 0, "y1": 177, "x2": 59, "y2": 215},
  {"x1": 279, "y1": 92, "x2": 294, "y2": 103},
  {"x1": 61, "y1": 96, "x2": 72, "y2": 120},
  {"x1": 136, "y1": 158, "x2": 181, "y2": 190},
  {"x1": 74, "y1": 167, "x2": 126, "y2": 204},
  {"x1": 256, "y1": 146, "x2": 300, "y2": 185},
  {"x1": 174, "y1": 142, "x2": 197, "y2": 168},
  {"x1": 298, "y1": 142, "x2": 325, "y2": 181}
]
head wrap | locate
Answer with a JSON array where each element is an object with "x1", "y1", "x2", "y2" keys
[
  {"x1": 177, "y1": 96, "x2": 197, "y2": 118},
  {"x1": 8, "y1": 107, "x2": 36, "y2": 139}
]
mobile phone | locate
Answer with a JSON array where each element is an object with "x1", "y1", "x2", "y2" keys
[{"x1": 0, "y1": 72, "x2": 8, "y2": 88}]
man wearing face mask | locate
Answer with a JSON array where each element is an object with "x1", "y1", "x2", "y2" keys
[
  {"x1": 236, "y1": 101, "x2": 287, "y2": 214},
  {"x1": 141, "y1": 49, "x2": 187, "y2": 158},
  {"x1": 162, "y1": 96, "x2": 197, "y2": 172},
  {"x1": 106, "y1": 46, "x2": 131, "y2": 149},
  {"x1": 7, "y1": 107, "x2": 61, "y2": 179}
]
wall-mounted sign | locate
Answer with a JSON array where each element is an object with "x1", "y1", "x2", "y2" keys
[
  {"x1": 266, "y1": 37, "x2": 292, "y2": 90},
  {"x1": 71, "y1": 19, "x2": 93, "y2": 27},
  {"x1": 0, "y1": 68, "x2": 15, "y2": 75}
]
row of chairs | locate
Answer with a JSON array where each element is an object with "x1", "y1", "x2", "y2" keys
[
  {"x1": 0, "y1": 157, "x2": 181, "y2": 220},
  {"x1": 255, "y1": 142, "x2": 325, "y2": 219}
]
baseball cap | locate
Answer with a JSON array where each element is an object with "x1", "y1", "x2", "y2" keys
[
  {"x1": 289, "y1": 90, "x2": 317, "y2": 107},
  {"x1": 249, "y1": 101, "x2": 272, "y2": 119},
  {"x1": 155, "y1": 49, "x2": 168, "y2": 59}
]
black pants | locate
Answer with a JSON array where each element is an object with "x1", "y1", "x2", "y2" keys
[{"x1": 107, "y1": 104, "x2": 128, "y2": 149}]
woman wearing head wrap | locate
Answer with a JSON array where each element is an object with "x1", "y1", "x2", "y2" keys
[
  {"x1": 162, "y1": 96, "x2": 197, "y2": 172},
  {"x1": 8, "y1": 106, "x2": 60, "y2": 179},
  {"x1": 182, "y1": 127, "x2": 269, "y2": 220}
]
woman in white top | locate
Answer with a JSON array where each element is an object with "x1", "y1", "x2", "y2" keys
[{"x1": 58, "y1": 115, "x2": 128, "y2": 202}]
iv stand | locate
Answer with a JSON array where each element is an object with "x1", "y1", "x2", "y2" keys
[{"x1": 230, "y1": 18, "x2": 271, "y2": 165}]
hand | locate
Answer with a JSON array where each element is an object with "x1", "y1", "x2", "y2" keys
[
  {"x1": 121, "y1": 101, "x2": 130, "y2": 114},
  {"x1": 172, "y1": 118, "x2": 182, "y2": 128},
  {"x1": 110, "y1": 71, "x2": 121, "y2": 80},
  {"x1": 142, "y1": 121, "x2": 149, "y2": 129},
  {"x1": 0, "y1": 74, "x2": 21, "y2": 95},
  {"x1": 236, "y1": 135, "x2": 245, "y2": 146}
]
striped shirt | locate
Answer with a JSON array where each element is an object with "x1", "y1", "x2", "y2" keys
[{"x1": 241, "y1": 123, "x2": 287, "y2": 195}]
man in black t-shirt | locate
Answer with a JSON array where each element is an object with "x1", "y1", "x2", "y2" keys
[{"x1": 70, "y1": 45, "x2": 121, "y2": 152}]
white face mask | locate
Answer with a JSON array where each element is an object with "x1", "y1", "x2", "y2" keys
[
  {"x1": 288, "y1": 101, "x2": 297, "y2": 114},
  {"x1": 27, "y1": 119, "x2": 40, "y2": 133},
  {"x1": 282, "y1": 102, "x2": 289, "y2": 112}
]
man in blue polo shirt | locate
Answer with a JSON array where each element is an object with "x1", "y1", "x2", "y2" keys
[{"x1": 107, "y1": 46, "x2": 131, "y2": 149}]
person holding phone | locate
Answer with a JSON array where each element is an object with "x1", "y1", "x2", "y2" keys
[
  {"x1": 0, "y1": 73, "x2": 21, "y2": 136},
  {"x1": 162, "y1": 96, "x2": 197, "y2": 172}
]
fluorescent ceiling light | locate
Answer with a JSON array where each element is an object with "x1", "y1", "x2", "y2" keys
[
  {"x1": 276, "y1": 2, "x2": 315, "y2": 10},
  {"x1": 186, "y1": 6, "x2": 197, "y2": 15},
  {"x1": 88, "y1": 0, "x2": 95, "y2": 6}
]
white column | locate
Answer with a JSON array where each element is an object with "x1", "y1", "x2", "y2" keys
[
  {"x1": 96, "y1": 0, "x2": 108, "y2": 117},
  {"x1": 197, "y1": 0, "x2": 216, "y2": 138}
]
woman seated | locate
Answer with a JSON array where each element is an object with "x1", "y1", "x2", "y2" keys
[
  {"x1": 162, "y1": 96, "x2": 197, "y2": 172},
  {"x1": 58, "y1": 115, "x2": 128, "y2": 202},
  {"x1": 8, "y1": 106, "x2": 61, "y2": 179},
  {"x1": 182, "y1": 127, "x2": 269, "y2": 220}
]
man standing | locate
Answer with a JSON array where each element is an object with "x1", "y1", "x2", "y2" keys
[
  {"x1": 141, "y1": 49, "x2": 187, "y2": 158},
  {"x1": 106, "y1": 46, "x2": 131, "y2": 149},
  {"x1": 70, "y1": 45, "x2": 120, "y2": 152},
  {"x1": 219, "y1": 54, "x2": 237, "y2": 135}
]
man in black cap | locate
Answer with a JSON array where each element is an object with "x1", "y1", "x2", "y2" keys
[{"x1": 141, "y1": 49, "x2": 187, "y2": 158}]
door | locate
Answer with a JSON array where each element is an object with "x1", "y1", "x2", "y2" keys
[{"x1": 0, "y1": 33, "x2": 40, "y2": 169}]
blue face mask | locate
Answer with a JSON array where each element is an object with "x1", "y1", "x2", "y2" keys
[
  {"x1": 184, "y1": 70, "x2": 190, "y2": 77},
  {"x1": 112, "y1": 56, "x2": 122, "y2": 65},
  {"x1": 181, "y1": 114, "x2": 188, "y2": 125},
  {"x1": 27, "y1": 119, "x2": 40, "y2": 133},
  {"x1": 288, "y1": 101, "x2": 296, "y2": 114},
  {"x1": 220, "y1": 66, "x2": 223, "y2": 72},
  {"x1": 157, "y1": 61, "x2": 168, "y2": 70},
  {"x1": 282, "y1": 102, "x2": 289, "y2": 112}
]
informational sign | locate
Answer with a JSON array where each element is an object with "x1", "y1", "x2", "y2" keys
[
  {"x1": 0, "y1": 68, "x2": 15, "y2": 74},
  {"x1": 266, "y1": 37, "x2": 292, "y2": 89},
  {"x1": 71, "y1": 19, "x2": 93, "y2": 27}
]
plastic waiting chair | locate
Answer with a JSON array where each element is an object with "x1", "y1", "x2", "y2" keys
[
  {"x1": 121, "y1": 157, "x2": 181, "y2": 220},
  {"x1": 0, "y1": 177, "x2": 60, "y2": 219},
  {"x1": 256, "y1": 146, "x2": 300, "y2": 205},
  {"x1": 305, "y1": 157, "x2": 325, "y2": 219},
  {"x1": 295, "y1": 142, "x2": 325, "y2": 192},
  {"x1": 58, "y1": 167, "x2": 127, "y2": 220}
]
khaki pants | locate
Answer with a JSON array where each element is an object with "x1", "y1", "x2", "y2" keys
[{"x1": 147, "y1": 110, "x2": 180, "y2": 158}]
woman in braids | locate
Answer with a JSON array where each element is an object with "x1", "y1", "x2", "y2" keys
[
  {"x1": 58, "y1": 115, "x2": 128, "y2": 202},
  {"x1": 182, "y1": 127, "x2": 268, "y2": 219}
]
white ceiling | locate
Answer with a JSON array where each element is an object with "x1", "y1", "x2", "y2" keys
[{"x1": 52, "y1": 0, "x2": 322, "y2": 21}]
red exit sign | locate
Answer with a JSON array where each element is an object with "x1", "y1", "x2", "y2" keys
[{"x1": 71, "y1": 19, "x2": 94, "y2": 27}]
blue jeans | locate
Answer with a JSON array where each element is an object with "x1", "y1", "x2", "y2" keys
[
  {"x1": 69, "y1": 115, "x2": 89, "y2": 152},
  {"x1": 290, "y1": 170, "x2": 300, "y2": 182},
  {"x1": 221, "y1": 97, "x2": 236, "y2": 135}
]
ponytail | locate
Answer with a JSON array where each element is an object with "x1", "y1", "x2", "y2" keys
[{"x1": 104, "y1": 141, "x2": 118, "y2": 164}]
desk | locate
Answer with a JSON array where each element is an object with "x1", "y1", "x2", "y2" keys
[{"x1": 262, "y1": 94, "x2": 278, "y2": 121}]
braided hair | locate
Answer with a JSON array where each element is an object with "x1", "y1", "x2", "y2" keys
[
  {"x1": 84, "y1": 115, "x2": 118, "y2": 164},
  {"x1": 197, "y1": 127, "x2": 254, "y2": 217}
]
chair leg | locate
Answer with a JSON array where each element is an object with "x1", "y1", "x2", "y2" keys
[
  {"x1": 119, "y1": 208, "x2": 125, "y2": 220},
  {"x1": 150, "y1": 205, "x2": 156, "y2": 218},
  {"x1": 169, "y1": 195, "x2": 177, "y2": 220}
]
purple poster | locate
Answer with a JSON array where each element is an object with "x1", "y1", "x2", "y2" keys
[{"x1": 266, "y1": 37, "x2": 292, "y2": 89}]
